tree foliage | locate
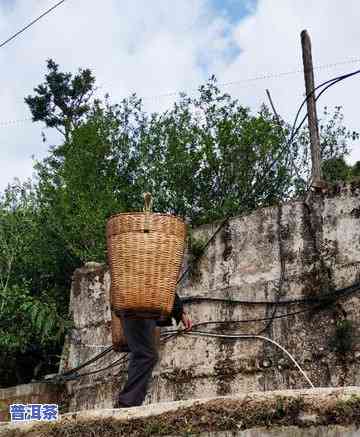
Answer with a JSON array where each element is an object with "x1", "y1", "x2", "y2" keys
[
  {"x1": 291, "y1": 105, "x2": 359, "y2": 188},
  {"x1": 0, "y1": 181, "x2": 75, "y2": 385},
  {"x1": 25, "y1": 59, "x2": 96, "y2": 141},
  {"x1": 0, "y1": 60, "x2": 358, "y2": 386}
]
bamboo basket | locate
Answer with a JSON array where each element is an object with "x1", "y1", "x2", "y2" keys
[
  {"x1": 111, "y1": 310, "x2": 161, "y2": 352},
  {"x1": 106, "y1": 193, "x2": 187, "y2": 319},
  {"x1": 111, "y1": 309, "x2": 127, "y2": 352}
]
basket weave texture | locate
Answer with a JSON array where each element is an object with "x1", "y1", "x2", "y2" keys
[
  {"x1": 111, "y1": 310, "x2": 161, "y2": 352},
  {"x1": 111, "y1": 310, "x2": 127, "y2": 351},
  {"x1": 107, "y1": 212, "x2": 186, "y2": 319}
]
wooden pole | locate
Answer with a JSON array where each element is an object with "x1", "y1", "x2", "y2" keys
[{"x1": 301, "y1": 29, "x2": 323, "y2": 188}]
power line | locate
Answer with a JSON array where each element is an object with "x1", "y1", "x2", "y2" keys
[
  {"x1": 0, "y1": 0, "x2": 68, "y2": 49},
  {"x1": 141, "y1": 56, "x2": 360, "y2": 102},
  {"x1": 183, "y1": 279, "x2": 360, "y2": 307},
  {"x1": 84, "y1": 331, "x2": 314, "y2": 389},
  {"x1": 184, "y1": 331, "x2": 314, "y2": 388},
  {"x1": 176, "y1": 66, "x2": 360, "y2": 289},
  {"x1": 114, "y1": 68, "x2": 360, "y2": 384},
  {"x1": 290, "y1": 68, "x2": 360, "y2": 143},
  {"x1": 1, "y1": 57, "x2": 360, "y2": 129},
  {"x1": 0, "y1": 117, "x2": 32, "y2": 127},
  {"x1": 40, "y1": 275, "x2": 360, "y2": 384},
  {"x1": 220, "y1": 57, "x2": 360, "y2": 88}
]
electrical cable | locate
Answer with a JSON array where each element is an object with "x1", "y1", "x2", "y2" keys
[
  {"x1": 164, "y1": 287, "x2": 356, "y2": 334},
  {"x1": 156, "y1": 327, "x2": 314, "y2": 388},
  {"x1": 37, "y1": 345, "x2": 114, "y2": 383},
  {"x1": 1, "y1": 59, "x2": 360, "y2": 129},
  {"x1": 105, "y1": 276, "x2": 360, "y2": 386},
  {"x1": 66, "y1": 332, "x2": 180, "y2": 380},
  {"x1": 295, "y1": 74, "x2": 354, "y2": 145},
  {"x1": 43, "y1": 274, "x2": 359, "y2": 384},
  {"x1": 129, "y1": 273, "x2": 359, "y2": 387},
  {"x1": 164, "y1": 308, "x2": 312, "y2": 331},
  {"x1": 290, "y1": 77, "x2": 339, "y2": 141},
  {"x1": 75, "y1": 354, "x2": 128, "y2": 379},
  {"x1": 254, "y1": 70, "x2": 360, "y2": 193},
  {"x1": 177, "y1": 64, "x2": 360, "y2": 287},
  {"x1": 36, "y1": 66, "x2": 360, "y2": 386},
  {"x1": 182, "y1": 278, "x2": 360, "y2": 306},
  {"x1": 176, "y1": 75, "x2": 306, "y2": 286},
  {"x1": 183, "y1": 330, "x2": 314, "y2": 389},
  {"x1": 41, "y1": 330, "x2": 178, "y2": 383},
  {"x1": 141, "y1": 57, "x2": 360, "y2": 102},
  {"x1": 59, "y1": 327, "x2": 312, "y2": 385},
  {"x1": 163, "y1": 285, "x2": 355, "y2": 335},
  {"x1": 0, "y1": 0, "x2": 68, "y2": 49},
  {"x1": 246, "y1": 68, "x2": 360, "y2": 203},
  {"x1": 0, "y1": 117, "x2": 32, "y2": 127},
  {"x1": 60, "y1": 345, "x2": 113, "y2": 376},
  {"x1": 290, "y1": 68, "x2": 360, "y2": 143}
]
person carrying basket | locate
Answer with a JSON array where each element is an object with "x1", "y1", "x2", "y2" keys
[
  {"x1": 114, "y1": 296, "x2": 192, "y2": 408},
  {"x1": 109, "y1": 193, "x2": 192, "y2": 408}
]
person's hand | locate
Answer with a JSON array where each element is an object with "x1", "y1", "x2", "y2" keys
[{"x1": 181, "y1": 312, "x2": 192, "y2": 331}]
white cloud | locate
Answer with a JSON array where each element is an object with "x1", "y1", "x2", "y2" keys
[
  {"x1": 0, "y1": 0, "x2": 359, "y2": 192},
  {"x1": 216, "y1": 0, "x2": 360, "y2": 163},
  {"x1": 0, "y1": 0, "x2": 240, "y2": 191}
]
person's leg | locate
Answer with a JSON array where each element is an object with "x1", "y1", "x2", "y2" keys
[{"x1": 116, "y1": 317, "x2": 159, "y2": 407}]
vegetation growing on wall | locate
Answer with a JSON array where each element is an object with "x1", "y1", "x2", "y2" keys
[
  {"x1": 5, "y1": 394, "x2": 360, "y2": 436},
  {"x1": 330, "y1": 319, "x2": 355, "y2": 355},
  {"x1": 0, "y1": 59, "x2": 358, "y2": 385}
]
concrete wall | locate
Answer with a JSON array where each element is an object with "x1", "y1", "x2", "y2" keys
[
  {"x1": 0, "y1": 382, "x2": 63, "y2": 422},
  {"x1": 2, "y1": 387, "x2": 360, "y2": 436},
  {"x1": 59, "y1": 183, "x2": 360, "y2": 412}
]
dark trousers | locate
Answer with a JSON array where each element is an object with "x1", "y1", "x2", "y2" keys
[{"x1": 117, "y1": 317, "x2": 159, "y2": 407}]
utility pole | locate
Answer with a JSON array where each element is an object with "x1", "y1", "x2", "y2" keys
[{"x1": 301, "y1": 29, "x2": 323, "y2": 188}]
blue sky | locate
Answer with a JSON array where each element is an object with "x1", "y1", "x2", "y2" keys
[
  {"x1": 211, "y1": 0, "x2": 258, "y2": 22},
  {"x1": 1, "y1": 0, "x2": 16, "y2": 12},
  {"x1": 0, "y1": 0, "x2": 359, "y2": 192},
  {"x1": 214, "y1": 0, "x2": 259, "y2": 60},
  {"x1": 196, "y1": 0, "x2": 257, "y2": 71}
]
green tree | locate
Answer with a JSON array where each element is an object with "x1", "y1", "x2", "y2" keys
[
  {"x1": 33, "y1": 96, "x2": 147, "y2": 262},
  {"x1": 29, "y1": 75, "x2": 358, "y2": 264},
  {"x1": 1, "y1": 63, "x2": 353, "y2": 386},
  {"x1": 25, "y1": 59, "x2": 96, "y2": 142},
  {"x1": 351, "y1": 161, "x2": 360, "y2": 178},
  {"x1": 292, "y1": 105, "x2": 358, "y2": 190},
  {"x1": 135, "y1": 81, "x2": 290, "y2": 225},
  {"x1": 0, "y1": 181, "x2": 74, "y2": 385},
  {"x1": 31, "y1": 78, "x2": 291, "y2": 264},
  {"x1": 322, "y1": 157, "x2": 352, "y2": 183}
]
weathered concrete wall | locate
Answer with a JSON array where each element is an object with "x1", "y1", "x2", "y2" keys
[
  {"x1": 0, "y1": 383, "x2": 63, "y2": 422},
  {"x1": 59, "y1": 183, "x2": 360, "y2": 412},
  {"x1": 2, "y1": 387, "x2": 360, "y2": 436}
]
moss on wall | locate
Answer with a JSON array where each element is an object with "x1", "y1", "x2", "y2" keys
[{"x1": 4, "y1": 394, "x2": 360, "y2": 437}]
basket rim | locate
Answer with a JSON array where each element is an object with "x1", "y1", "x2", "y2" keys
[{"x1": 107, "y1": 211, "x2": 186, "y2": 225}]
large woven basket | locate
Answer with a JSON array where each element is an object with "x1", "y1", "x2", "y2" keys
[
  {"x1": 111, "y1": 310, "x2": 161, "y2": 352},
  {"x1": 111, "y1": 309, "x2": 127, "y2": 352},
  {"x1": 106, "y1": 198, "x2": 186, "y2": 319}
]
